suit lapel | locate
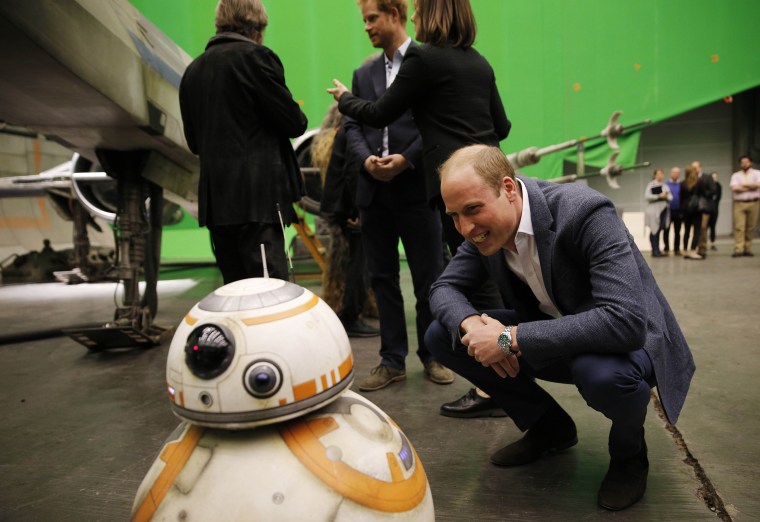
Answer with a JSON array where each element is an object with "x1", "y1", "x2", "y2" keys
[
  {"x1": 371, "y1": 56, "x2": 386, "y2": 99},
  {"x1": 521, "y1": 177, "x2": 557, "y2": 309}
]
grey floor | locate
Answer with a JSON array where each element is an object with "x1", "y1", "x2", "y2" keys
[{"x1": 0, "y1": 236, "x2": 757, "y2": 521}]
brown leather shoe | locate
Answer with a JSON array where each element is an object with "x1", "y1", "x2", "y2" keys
[
  {"x1": 358, "y1": 365, "x2": 405, "y2": 391},
  {"x1": 423, "y1": 361, "x2": 454, "y2": 384},
  {"x1": 490, "y1": 404, "x2": 577, "y2": 466}
]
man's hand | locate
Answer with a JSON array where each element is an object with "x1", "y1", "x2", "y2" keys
[
  {"x1": 364, "y1": 154, "x2": 409, "y2": 182},
  {"x1": 461, "y1": 313, "x2": 521, "y2": 378},
  {"x1": 326, "y1": 79, "x2": 349, "y2": 101}
]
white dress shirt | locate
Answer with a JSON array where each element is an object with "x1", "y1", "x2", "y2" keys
[
  {"x1": 381, "y1": 37, "x2": 411, "y2": 157},
  {"x1": 502, "y1": 179, "x2": 562, "y2": 319}
]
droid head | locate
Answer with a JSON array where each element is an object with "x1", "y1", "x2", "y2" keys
[{"x1": 166, "y1": 278, "x2": 354, "y2": 429}]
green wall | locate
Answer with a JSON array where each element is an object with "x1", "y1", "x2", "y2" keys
[{"x1": 131, "y1": 0, "x2": 760, "y2": 180}]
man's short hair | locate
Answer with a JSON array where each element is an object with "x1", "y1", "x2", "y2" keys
[
  {"x1": 740, "y1": 154, "x2": 753, "y2": 163},
  {"x1": 356, "y1": 0, "x2": 408, "y2": 23},
  {"x1": 215, "y1": 0, "x2": 268, "y2": 40},
  {"x1": 439, "y1": 144, "x2": 515, "y2": 195}
]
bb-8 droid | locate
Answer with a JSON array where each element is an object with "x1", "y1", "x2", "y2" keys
[{"x1": 131, "y1": 277, "x2": 434, "y2": 521}]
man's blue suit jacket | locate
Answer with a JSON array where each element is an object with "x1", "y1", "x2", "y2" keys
[{"x1": 430, "y1": 176, "x2": 695, "y2": 424}]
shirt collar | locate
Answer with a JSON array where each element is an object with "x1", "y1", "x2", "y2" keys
[
  {"x1": 385, "y1": 37, "x2": 411, "y2": 65},
  {"x1": 516, "y1": 178, "x2": 534, "y2": 237}
]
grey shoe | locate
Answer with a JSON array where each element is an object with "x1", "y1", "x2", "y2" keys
[
  {"x1": 358, "y1": 365, "x2": 406, "y2": 391},
  {"x1": 424, "y1": 361, "x2": 454, "y2": 384}
]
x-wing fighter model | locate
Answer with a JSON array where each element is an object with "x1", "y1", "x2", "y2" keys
[{"x1": 0, "y1": 0, "x2": 197, "y2": 349}]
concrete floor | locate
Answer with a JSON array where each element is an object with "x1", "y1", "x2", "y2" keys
[{"x1": 0, "y1": 236, "x2": 757, "y2": 521}]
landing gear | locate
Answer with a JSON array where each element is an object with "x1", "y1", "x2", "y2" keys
[{"x1": 66, "y1": 150, "x2": 172, "y2": 350}]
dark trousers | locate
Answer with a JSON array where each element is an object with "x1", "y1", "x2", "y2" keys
[
  {"x1": 682, "y1": 211, "x2": 701, "y2": 251},
  {"x1": 208, "y1": 222, "x2": 288, "y2": 284},
  {"x1": 360, "y1": 191, "x2": 444, "y2": 369},
  {"x1": 335, "y1": 220, "x2": 368, "y2": 324},
  {"x1": 708, "y1": 210, "x2": 719, "y2": 243},
  {"x1": 664, "y1": 209, "x2": 682, "y2": 251},
  {"x1": 425, "y1": 309, "x2": 655, "y2": 460}
]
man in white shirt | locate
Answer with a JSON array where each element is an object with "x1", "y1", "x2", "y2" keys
[
  {"x1": 426, "y1": 145, "x2": 695, "y2": 511},
  {"x1": 729, "y1": 154, "x2": 760, "y2": 257}
]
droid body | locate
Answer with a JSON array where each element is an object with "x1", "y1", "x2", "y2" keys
[
  {"x1": 132, "y1": 278, "x2": 434, "y2": 521},
  {"x1": 132, "y1": 391, "x2": 434, "y2": 521}
]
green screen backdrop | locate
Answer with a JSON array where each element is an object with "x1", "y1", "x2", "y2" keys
[{"x1": 130, "y1": 0, "x2": 760, "y2": 180}]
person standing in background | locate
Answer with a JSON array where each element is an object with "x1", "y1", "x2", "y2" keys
[
  {"x1": 708, "y1": 171, "x2": 722, "y2": 251},
  {"x1": 663, "y1": 166, "x2": 682, "y2": 256},
  {"x1": 729, "y1": 155, "x2": 760, "y2": 257},
  {"x1": 342, "y1": 0, "x2": 451, "y2": 391},
  {"x1": 693, "y1": 161, "x2": 716, "y2": 259},
  {"x1": 644, "y1": 168, "x2": 671, "y2": 258},
  {"x1": 313, "y1": 103, "x2": 379, "y2": 338},
  {"x1": 179, "y1": 0, "x2": 307, "y2": 283},
  {"x1": 328, "y1": 0, "x2": 510, "y2": 406},
  {"x1": 680, "y1": 165, "x2": 703, "y2": 260}
]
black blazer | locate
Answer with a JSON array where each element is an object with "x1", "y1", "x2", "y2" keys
[
  {"x1": 343, "y1": 47, "x2": 425, "y2": 208},
  {"x1": 339, "y1": 43, "x2": 511, "y2": 201},
  {"x1": 319, "y1": 125, "x2": 362, "y2": 218},
  {"x1": 179, "y1": 33, "x2": 307, "y2": 227}
]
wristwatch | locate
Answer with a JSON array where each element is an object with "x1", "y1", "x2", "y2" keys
[{"x1": 497, "y1": 326, "x2": 517, "y2": 355}]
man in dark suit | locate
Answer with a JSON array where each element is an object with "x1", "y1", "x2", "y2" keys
[
  {"x1": 425, "y1": 145, "x2": 695, "y2": 511},
  {"x1": 344, "y1": 0, "x2": 451, "y2": 391},
  {"x1": 179, "y1": 0, "x2": 307, "y2": 283}
]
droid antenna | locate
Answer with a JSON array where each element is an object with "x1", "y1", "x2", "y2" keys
[
  {"x1": 276, "y1": 203, "x2": 295, "y2": 282},
  {"x1": 260, "y1": 244, "x2": 269, "y2": 278}
]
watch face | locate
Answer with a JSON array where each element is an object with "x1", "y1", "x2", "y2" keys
[{"x1": 497, "y1": 332, "x2": 508, "y2": 349}]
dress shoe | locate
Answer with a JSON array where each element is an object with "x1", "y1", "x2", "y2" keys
[
  {"x1": 744, "y1": 251, "x2": 755, "y2": 257},
  {"x1": 490, "y1": 404, "x2": 577, "y2": 466},
  {"x1": 598, "y1": 440, "x2": 649, "y2": 511},
  {"x1": 710, "y1": 245, "x2": 717, "y2": 251},
  {"x1": 342, "y1": 318, "x2": 380, "y2": 338},
  {"x1": 358, "y1": 364, "x2": 405, "y2": 391},
  {"x1": 674, "y1": 250, "x2": 682, "y2": 256},
  {"x1": 424, "y1": 361, "x2": 454, "y2": 384},
  {"x1": 732, "y1": 252, "x2": 744, "y2": 258},
  {"x1": 440, "y1": 388, "x2": 507, "y2": 418}
]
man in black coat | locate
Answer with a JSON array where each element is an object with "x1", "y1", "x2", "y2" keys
[
  {"x1": 179, "y1": 0, "x2": 307, "y2": 283},
  {"x1": 343, "y1": 0, "x2": 451, "y2": 391}
]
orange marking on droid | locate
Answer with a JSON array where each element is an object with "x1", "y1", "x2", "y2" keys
[
  {"x1": 280, "y1": 416, "x2": 428, "y2": 512},
  {"x1": 131, "y1": 424, "x2": 204, "y2": 522},
  {"x1": 241, "y1": 294, "x2": 319, "y2": 325}
]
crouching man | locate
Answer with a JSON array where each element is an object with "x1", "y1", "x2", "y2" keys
[{"x1": 425, "y1": 144, "x2": 695, "y2": 511}]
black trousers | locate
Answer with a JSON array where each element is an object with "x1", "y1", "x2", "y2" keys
[
  {"x1": 208, "y1": 222, "x2": 288, "y2": 284},
  {"x1": 664, "y1": 208, "x2": 682, "y2": 251},
  {"x1": 682, "y1": 211, "x2": 701, "y2": 251},
  {"x1": 334, "y1": 218, "x2": 368, "y2": 324},
  {"x1": 426, "y1": 309, "x2": 656, "y2": 460},
  {"x1": 360, "y1": 190, "x2": 444, "y2": 369}
]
